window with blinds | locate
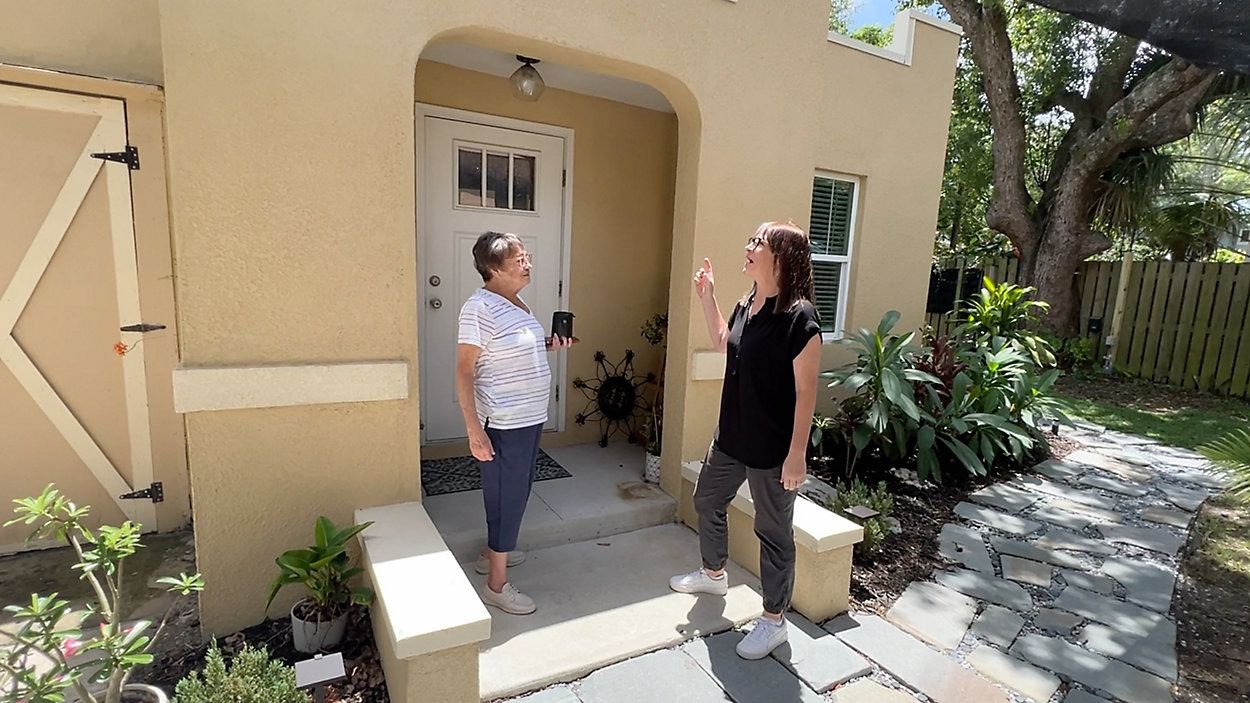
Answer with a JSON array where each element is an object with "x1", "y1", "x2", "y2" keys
[{"x1": 808, "y1": 174, "x2": 857, "y2": 337}]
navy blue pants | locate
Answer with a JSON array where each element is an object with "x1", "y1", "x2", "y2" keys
[{"x1": 480, "y1": 422, "x2": 543, "y2": 553}]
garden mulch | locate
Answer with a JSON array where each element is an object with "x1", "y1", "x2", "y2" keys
[{"x1": 138, "y1": 604, "x2": 387, "y2": 702}]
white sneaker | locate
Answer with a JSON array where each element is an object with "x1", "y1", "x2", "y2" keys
[
  {"x1": 736, "y1": 616, "x2": 788, "y2": 659},
  {"x1": 475, "y1": 550, "x2": 527, "y2": 575},
  {"x1": 479, "y1": 582, "x2": 536, "y2": 615},
  {"x1": 669, "y1": 568, "x2": 728, "y2": 596}
]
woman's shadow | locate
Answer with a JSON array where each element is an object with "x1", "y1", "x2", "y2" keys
[{"x1": 677, "y1": 596, "x2": 818, "y2": 702}]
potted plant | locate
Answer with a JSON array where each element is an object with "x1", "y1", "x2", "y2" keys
[
  {"x1": 640, "y1": 313, "x2": 668, "y2": 483},
  {"x1": 265, "y1": 516, "x2": 374, "y2": 653},
  {"x1": 1, "y1": 484, "x2": 205, "y2": 703}
]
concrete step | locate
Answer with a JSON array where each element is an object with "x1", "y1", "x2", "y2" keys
[
  {"x1": 425, "y1": 442, "x2": 677, "y2": 563},
  {"x1": 468, "y1": 523, "x2": 764, "y2": 701}
]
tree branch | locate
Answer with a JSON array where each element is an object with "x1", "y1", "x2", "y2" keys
[
  {"x1": 1072, "y1": 59, "x2": 1216, "y2": 184},
  {"x1": 1131, "y1": 75, "x2": 1221, "y2": 148},
  {"x1": 940, "y1": 0, "x2": 1038, "y2": 248},
  {"x1": 1087, "y1": 34, "x2": 1142, "y2": 115}
]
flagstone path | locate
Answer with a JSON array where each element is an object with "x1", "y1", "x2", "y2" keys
[{"x1": 499, "y1": 422, "x2": 1225, "y2": 702}]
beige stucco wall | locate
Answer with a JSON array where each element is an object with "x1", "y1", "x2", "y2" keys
[
  {"x1": 0, "y1": 1, "x2": 162, "y2": 85},
  {"x1": 156, "y1": 0, "x2": 959, "y2": 632},
  {"x1": 415, "y1": 59, "x2": 677, "y2": 453}
]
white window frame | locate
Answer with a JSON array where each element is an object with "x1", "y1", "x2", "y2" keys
[{"x1": 811, "y1": 170, "x2": 860, "y2": 342}]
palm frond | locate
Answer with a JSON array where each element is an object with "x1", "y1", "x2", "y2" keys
[{"x1": 1198, "y1": 429, "x2": 1250, "y2": 500}]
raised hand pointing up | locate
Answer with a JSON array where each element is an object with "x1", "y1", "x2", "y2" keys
[{"x1": 694, "y1": 257, "x2": 715, "y2": 299}]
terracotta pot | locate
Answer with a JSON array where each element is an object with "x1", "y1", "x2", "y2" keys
[{"x1": 290, "y1": 600, "x2": 347, "y2": 653}]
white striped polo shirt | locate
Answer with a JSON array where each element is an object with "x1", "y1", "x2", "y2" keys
[{"x1": 457, "y1": 288, "x2": 551, "y2": 430}]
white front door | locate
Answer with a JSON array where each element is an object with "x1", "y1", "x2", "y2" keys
[{"x1": 420, "y1": 114, "x2": 567, "y2": 442}]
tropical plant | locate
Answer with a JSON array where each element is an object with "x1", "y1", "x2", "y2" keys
[
  {"x1": 829, "y1": 479, "x2": 896, "y2": 553},
  {"x1": 1146, "y1": 196, "x2": 1245, "y2": 261},
  {"x1": 173, "y1": 644, "x2": 308, "y2": 703},
  {"x1": 1, "y1": 484, "x2": 204, "y2": 703},
  {"x1": 265, "y1": 517, "x2": 374, "y2": 622},
  {"x1": 913, "y1": 334, "x2": 967, "y2": 404},
  {"x1": 954, "y1": 277, "x2": 1056, "y2": 367},
  {"x1": 829, "y1": 310, "x2": 942, "y2": 471},
  {"x1": 1199, "y1": 429, "x2": 1250, "y2": 501},
  {"x1": 808, "y1": 414, "x2": 838, "y2": 461}
]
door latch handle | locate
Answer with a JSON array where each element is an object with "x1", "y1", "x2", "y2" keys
[{"x1": 120, "y1": 323, "x2": 166, "y2": 333}]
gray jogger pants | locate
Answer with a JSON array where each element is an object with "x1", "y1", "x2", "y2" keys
[{"x1": 693, "y1": 443, "x2": 797, "y2": 614}]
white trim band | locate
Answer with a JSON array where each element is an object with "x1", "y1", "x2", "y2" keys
[{"x1": 173, "y1": 361, "x2": 409, "y2": 413}]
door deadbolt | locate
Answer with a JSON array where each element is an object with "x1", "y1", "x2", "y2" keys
[
  {"x1": 430, "y1": 298, "x2": 443, "y2": 309},
  {"x1": 429, "y1": 275, "x2": 441, "y2": 287}
]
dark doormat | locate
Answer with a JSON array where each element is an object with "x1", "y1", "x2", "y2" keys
[{"x1": 420, "y1": 449, "x2": 572, "y2": 497}]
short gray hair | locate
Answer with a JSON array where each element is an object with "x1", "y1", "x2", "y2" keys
[{"x1": 472, "y1": 232, "x2": 523, "y2": 281}]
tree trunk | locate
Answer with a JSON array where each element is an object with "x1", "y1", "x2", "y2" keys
[
  {"x1": 1169, "y1": 240, "x2": 1188, "y2": 262},
  {"x1": 1030, "y1": 250, "x2": 1084, "y2": 336}
]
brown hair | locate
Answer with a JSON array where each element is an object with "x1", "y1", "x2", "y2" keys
[
  {"x1": 740, "y1": 221, "x2": 816, "y2": 313},
  {"x1": 472, "y1": 231, "x2": 523, "y2": 281}
]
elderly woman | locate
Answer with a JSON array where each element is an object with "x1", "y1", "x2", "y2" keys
[
  {"x1": 669, "y1": 221, "x2": 822, "y2": 659},
  {"x1": 457, "y1": 231, "x2": 571, "y2": 615}
]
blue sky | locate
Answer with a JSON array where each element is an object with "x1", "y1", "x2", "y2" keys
[{"x1": 848, "y1": 0, "x2": 901, "y2": 29}]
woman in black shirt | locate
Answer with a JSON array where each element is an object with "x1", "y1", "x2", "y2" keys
[{"x1": 669, "y1": 221, "x2": 822, "y2": 660}]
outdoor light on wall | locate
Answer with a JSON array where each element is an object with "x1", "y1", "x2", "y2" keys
[{"x1": 510, "y1": 55, "x2": 545, "y2": 102}]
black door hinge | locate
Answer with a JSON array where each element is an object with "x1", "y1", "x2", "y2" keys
[
  {"x1": 562, "y1": 169, "x2": 567, "y2": 187},
  {"x1": 120, "y1": 322, "x2": 166, "y2": 333},
  {"x1": 120, "y1": 482, "x2": 163, "y2": 504},
  {"x1": 91, "y1": 146, "x2": 140, "y2": 170},
  {"x1": 556, "y1": 385, "x2": 560, "y2": 401},
  {"x1": 558, "y1": 280, "x2": 563, "y2": 298}
]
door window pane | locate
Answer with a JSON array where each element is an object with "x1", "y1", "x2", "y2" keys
[
  {"x1": 457, "y1": 149, "x2": 482, "y2": 206},
  {"x1": 486, "y1": 152, "x2": 510, "y2": 209},
  {"x1": 513, "y1": 155, "x2": 536, "y2": 211}
]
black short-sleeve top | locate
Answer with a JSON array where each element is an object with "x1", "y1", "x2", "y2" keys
[{"x1": 713, "y1": 294, "x2": 822, "y2": 469}]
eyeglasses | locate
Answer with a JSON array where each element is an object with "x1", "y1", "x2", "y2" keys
[
  {"x1": 746, "y1": 236, "x2": 767, "y2": 250},
  {"x1": 513, "y1": 252, "x2": 533, "y2": 265}
]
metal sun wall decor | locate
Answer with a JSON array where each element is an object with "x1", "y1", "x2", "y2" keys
[{"x1": 573, "y1": 350, "x2": 655, "y2": 447}]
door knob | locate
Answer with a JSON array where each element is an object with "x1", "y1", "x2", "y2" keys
[{"x1": 430, "y1": 298, "x2": 443, "y2": 309}]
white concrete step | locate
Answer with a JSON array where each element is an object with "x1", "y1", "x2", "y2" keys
[
  {"x1": 425, "y1": 442, "x2": 677, "y2": 563},
  {"x1": 468, "y1": 523, "x2": 764, "y2": 701}
]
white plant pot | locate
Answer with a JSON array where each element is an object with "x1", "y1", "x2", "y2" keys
[
  {"x1": 120, "y1": 684, "x2": 170, "y2": 703},
  {"x1": 644, "y1": 452, "x2": 662, "y2": 484},
  {"x1": 291, "y1": 601, "x2": 348, "y2": 653}
]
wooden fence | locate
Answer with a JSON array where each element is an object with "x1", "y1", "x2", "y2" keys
[{"x1": 926, "y1": 257, "x2": 1250, "y2": 398}]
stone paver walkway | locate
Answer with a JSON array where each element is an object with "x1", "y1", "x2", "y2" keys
[{"x1": 499, "y1": 423, "x2": 1226, "y2": 703}]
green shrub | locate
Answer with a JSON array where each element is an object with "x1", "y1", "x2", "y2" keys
[
  {"x1": 829, "y1": 303, "x2": 1068, "y2": 483},
  {"x1": 1055, "y1": 336, "x2": 1097, "y2": 371},
  {"x1": 830, "y1": 480, "x2": 895, "y2": 553},
  {"x1": 954, "y1": 277, "x2": 1056, "y2": 367},
  {"x1": 2, "y1": 485, "x2": 204, "y2": 703},
  {"x1": 173, "y1": 644, "x2": 308, "y2": 703},
  {"x1": 266, "y1": 516, "x2": 374, "y2": 621},
  {"x1": 828, "y1": 310, "x2": 942, "y2": 475}
]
